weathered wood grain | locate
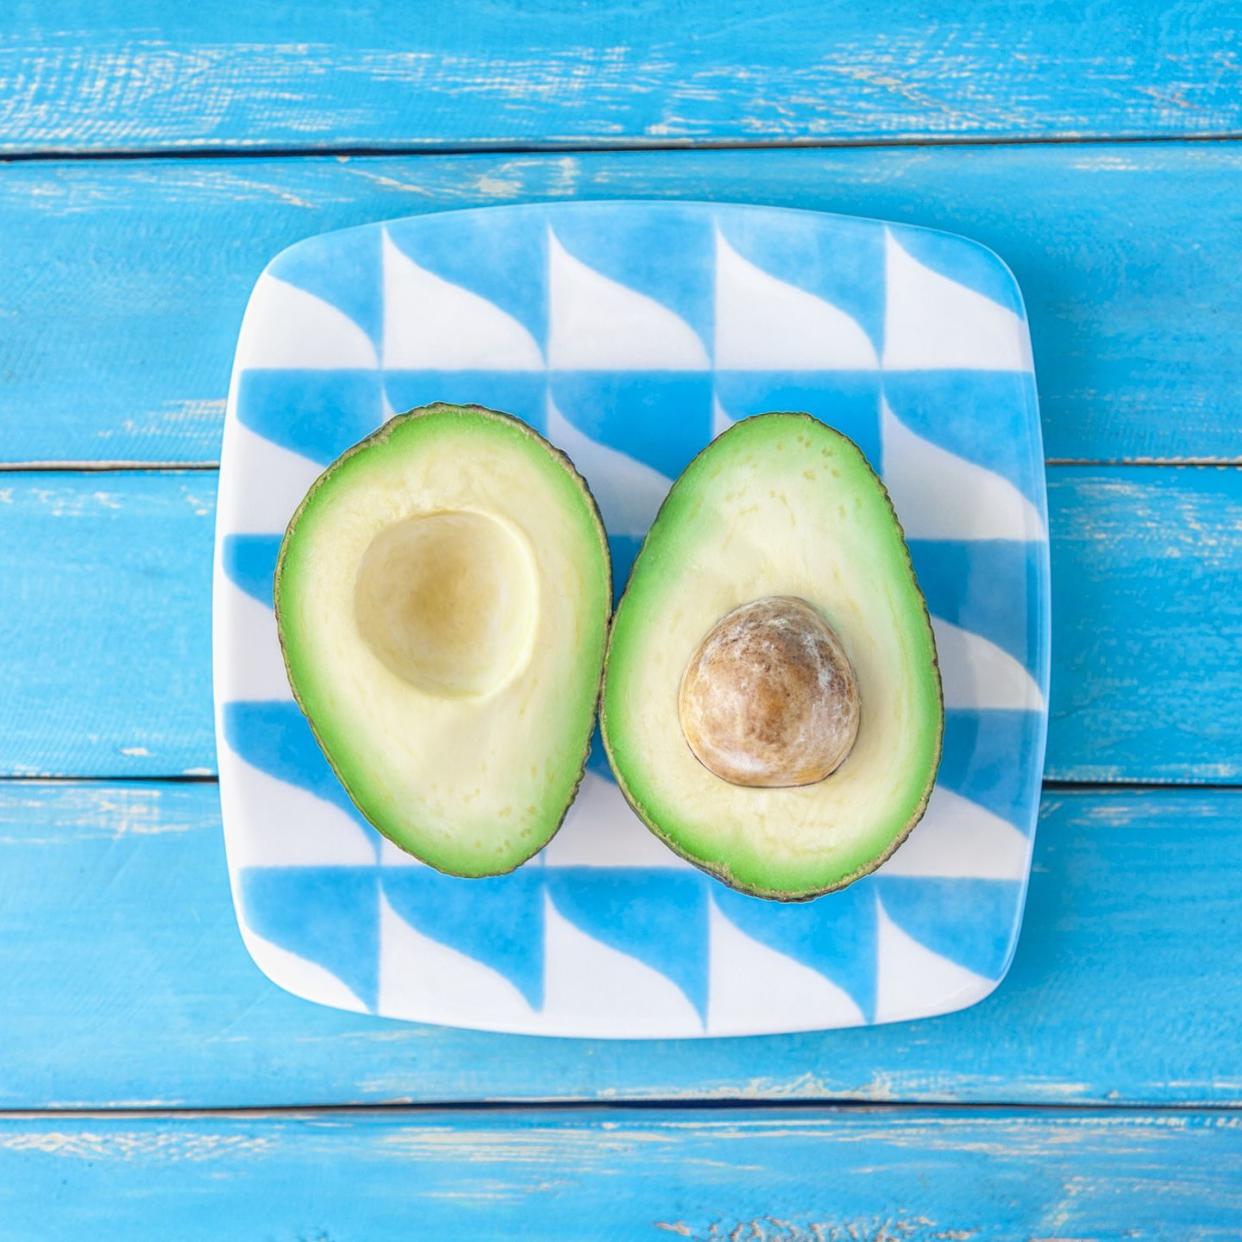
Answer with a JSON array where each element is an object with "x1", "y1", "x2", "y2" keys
[
  {"x1": 0, "y1": 1105, "x2": 1238, "y2": 1240},
  {"x1": 1, "y1": 467, "x2": 1238, "y2": 782},
  {"x1": 0, "y1": 144, "x2": 1237, "y2": 465},
  {"x1": 0, "y1": 781, "x2": 1237, "y2": 1109},
  {"x1": 1, "y1": 1, "x2": 1238, "y2": 154}
]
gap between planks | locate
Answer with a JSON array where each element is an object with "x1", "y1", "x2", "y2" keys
[
  {"x1": 4, "y1": 776, "x2": 1242, "y2": 793},
  {"x1": 1047, "y1": 458, "x2": 1242, "y2": 467},
  {"x1": 1, "y1": 1100, "x2": 1240, "y2": 1121},
  {"x1": 2, "y1": 130, "x2": 1241, "y2": 166}
]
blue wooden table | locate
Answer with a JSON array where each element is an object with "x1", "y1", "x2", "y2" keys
[{"x1": 1, "y1": 4, "x2": 1240, "y2": 1238}]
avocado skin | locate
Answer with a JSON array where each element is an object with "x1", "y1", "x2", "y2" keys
[
  {"x1": 600, "y1": 412, "x2": 943, "y2": 902},
  {"x1": 274, "y1": 402, "x2": 611, "y2": 878}
]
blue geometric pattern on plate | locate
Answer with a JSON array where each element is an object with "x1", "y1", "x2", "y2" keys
[
  {"x1": 213, "y1": 200, "x2": 1050, "y2": 1037},
  {"x1": 222, "y1": 701, "x2": 373, "y2": 832},
  {"x1": 908, "y1": 541, "x2": 1043, "y2": 670},
  {"x1": 240, "y1": 866, "x2": 382, "y2": 1012},
  {"x1": 715, "y1": 372, "x2": 882, "y2": 470},
  {"x1": 872, "y1": 877, "x2": 1022, "y2": 980},
  {"x1": 545, "y1": 868, "x2": 712, "y2": 1019},
  {"x1": 713, "y1": 883, "x2": 880, "y2": 1022},
  {"x1": 221, "y1": 534, "x2": 281, "y2": 608},
  {"x1": 384, "y1": 371, "x2": 547, "y2": 435},
  {"x1": 550, "y1": 372, "x2": 712, "y2": 480},
  {"x1": 237, "y1": 369, "x2": 383, "y2": 466},
  {"x1": 381, "y1": 868, "x2": 547, "y2": 1010}
]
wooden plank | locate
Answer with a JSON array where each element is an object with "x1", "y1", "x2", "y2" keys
[
  {"x1": 1, "y1": 1, "x2": 1237, "y2": 154},
  {"x1": 1, "y1": 466, "x2": 1238, "y2": 782},
  {"x1": 1049, "y1": 465, "x2": 1242, "y2": 782},
  {"x1": 0, "y1": 1106, "x2": 1239, "y2": 1240},
  {"x1": 0, "y1": 473, "x2": 213, "y2": 778},
  {"x1": 0, "y1": 143, "x2": 1238, "y2": 465},
  {"x1": 0, "y1": 781, "x2": 1237, "y2": 1108}
]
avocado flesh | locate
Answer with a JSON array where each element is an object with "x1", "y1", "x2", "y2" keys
[
  {"x1": 601, "y1": 413, "x2": 942, "y2": 901},
  {"x1": 276, "y1": 403, "x2": 610, "y2": 877}
]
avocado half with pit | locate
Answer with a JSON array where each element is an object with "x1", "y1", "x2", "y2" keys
[
  {"x1": 275, "y1": 403, "x2": 610, "y2": 877},
  {"x1": 601, "y1": 413, "x2": 942, "y2": 901}
]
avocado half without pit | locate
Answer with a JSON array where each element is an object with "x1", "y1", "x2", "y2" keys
[
  {"x1": 601, "y1": 413, "x2": 943, "y2": 901},
  {"x1": 275, "y1": 403, "x2": 610, "y2": 877}
]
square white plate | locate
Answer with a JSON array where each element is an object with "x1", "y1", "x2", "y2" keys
[{"x1": 213, "y1": 200, "x2": 1049, "y2": 1037}]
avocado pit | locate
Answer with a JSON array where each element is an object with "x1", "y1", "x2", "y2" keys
[{"x1": 677, "y1": 596, "x2": 860, "y2": 788}]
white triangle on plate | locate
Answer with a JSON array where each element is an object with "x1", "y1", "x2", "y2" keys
[
  {"x1": 880, "y1": 399, "x2": 1044, "y2": 541},
  {"x1": 541, "y1": 893, "x2": 702, "y2": 1036},
  {"x1": 543, "y1": 771, "x2": 695, "y2": 868},
  {"x1": 707, "y1": 897, "x2": 864, "y2": 1034},
  {"x1": 213, "y1": 575, "x2": 291, "y2": 701},
  {"x1": 217, "y1": 421, "x2": 325, "y2": 535},
  {"x1": 241, "y1": 926, "x2": 369, "y2": 1013},
  {"x1": 882, "y1": 230, "x2": 1033, "y2": 372},
  {"x1": 714, "y1": 230, "x2": 877, "y2": 370},
  {"x1": 377, "y1": 892, "x2": 538, "y2": 1029},
  {"x1": 879, "y1": 786, "x2": 1031, "y2": 880},
  {"x1": 379, "y1": 837, "x2": 424, "y2": 867},
  {"x1": 547, "y1": 229, "x2": 709, "y2": 370},
  {"x1": 873, "y1": 898, "x2": 993, "y2": 1024},
  {"x1": 546, "y1": 394, "x2": 672, "y2": 536},
  {"x1": 381, "y1": 229, "x2": 542, "y2": 370},
  {"x1": 235, "y1": 273, "x2": 379, "y2": 371},
  {"x1": 932, "y1": 617, "x2": 1045, "y2": 711},
  {"x1": 218, "y1": 422, "x2": 325, "y2": 534}
]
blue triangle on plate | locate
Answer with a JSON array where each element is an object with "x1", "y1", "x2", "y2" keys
[
  {"x1": 382, "y1": 371, "x2": 548, "y2": 434},
  {"x1": 717, "y1": 208, "x2": 885, "y2": 357},
  {"x1": 608, "y1": 533, "x2": 644, "y2": 605},
  {"x1": 909, "y1": 539, "x2": 1042, "y2": 672},
  {"x1": 713, "y1": 881, "x2": 879, "y2": 1021},
  {"x1": 549, "y1": 204, "x2": 714, "y2": 352},
  {"x1": 546, "y1": 868, "x2": 710, "y2": 1017},
  {"x1": 235, "y1": 369, "x2": 383, "y2": 466},
  {"x1": 883, "y1": 371, "x2": 1042, "y2": 504},
  {"x1": 887, "y1": 223, "x2": 1024, "y2": 318},
  {"x1": 269, "y1": 226, "x2": 384, "y2": 350},
  {"x1": 584, "y1": 724, "x2": 614, "y2": 783},
  {"x1": 381, "y1": 867, "x2": 546, "y2": 1008},
  {"x1": 940, "y1": 709, "x2": 1042, "y2": 831},
  {"x1": 385, "y1": 208, "x2": 549, "y2": 351},
  {"x1": 873, "y1": 876, "x2": 1021, "y2": 980},
  {"x1": 222, "y1": 700, "x2": 373, "y2": 833},
  {"x1": 550, "y1": 372, "x2": 712, "y2": 482},
  {"x1": 241, "y1": 865, "x2": 380, "y2": 1010},
  {"x1": 714, "y1": 372, "x2": 882, "y2": 472},
  {"x1": 221, "y1": 534, "x2": 281, "y2": 609}
]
